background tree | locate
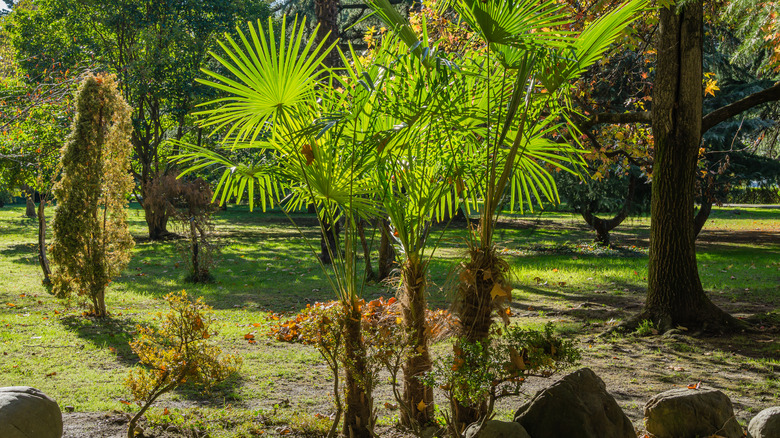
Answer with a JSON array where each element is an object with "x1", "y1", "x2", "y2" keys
[
  {"x1": 50, "y1": 74, "x2": 134, "y2": 317},
  {"x1": 557, "y1": 169, "x2": 649, "y2": 245},
  {"x1": 4, "y1": 0, "x2": 270, "y2": 239},
  {"x1": 584, "y1": 1, "x2": 780, "y2": 331},
  {"x1": 369, "y1": 0, "x2": 645, "y2": 428},
  {"x1": 145, "y1": 172, "x2": 219, "y2": 283},
  {"x1": 0, "y1": 17, "x2": 78, "y2": 284}
]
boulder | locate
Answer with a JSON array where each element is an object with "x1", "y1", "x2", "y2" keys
[
  {"x1": 748, "y1": 406, "x2": 780, "y2": 438},
  {"x1": 644, "y1": 387, "x2": 742, "y2": 438},
  {"x1": 514, "y1": 367, "x2": 635, "y2": 438},
  {"x1": 464, "y1": 420, "x2": 531, "y2": 438},
  {"x1": 0, "y1": 386, "x2": 63, "y2": 438}
]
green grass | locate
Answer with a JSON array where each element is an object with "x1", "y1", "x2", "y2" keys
[{"x1": 1, "y1": 203, "x2": 779, "y2": 436}]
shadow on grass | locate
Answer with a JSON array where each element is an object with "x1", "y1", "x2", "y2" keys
[
  {"x1": 59, "y1": 314, "x2": 140, "y2": 366},
  {"x1": 0, "y1": 241, "x2": 38, "y2": 264}
]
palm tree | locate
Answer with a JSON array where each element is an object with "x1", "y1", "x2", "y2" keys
[
  {"x1": 176, "y1": 17, "x2": 381, "y2": 437},
  {"x1": 368, "y1": 0, "x2": 647, "y2": 428},
  {"x1": 349, "y1": 36, "x2": 469, "y2": 426}
]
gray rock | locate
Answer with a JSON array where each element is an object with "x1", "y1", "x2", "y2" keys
[
  {"x1": 0, "y1": 386, "x2": 63, "y2": 438},
  {"x1": 514, "y1": 367, "x2": 635, "y2": 438},
  {"x1": 748, "y1": 406, "x2": 780, "y2": 438},
  {"x1": 465, "y1": 420, "x2": 531, "y2": 438},
  {"x1": 644, "y1": 387, "x2": 742, "y2": 438}
]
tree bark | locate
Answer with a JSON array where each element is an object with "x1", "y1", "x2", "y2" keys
[
  {"x1": 356, "y1": 218, "x2": 375, "y2": 281},
  {"x1": 25, "y1": 195, "x2": 36, "y2": 218},
  {"x1": 642, "y1": 1, "x2": 738, "y2": 332},
  {"x1": 37, "y1": 196, "x2": 52, "y2": 286},
  {"x1": 377, "y1": 219, "x2": 395, "y2": 281},
  {"x1": 581, "y1": 175, "x2": 637, "y2": 246},
  {"x1": 694, "y1": 200, "x2": 712, "y2": 238},
  {"x1": 315, "y1": 0, "x2": 341, "y2": 68}
]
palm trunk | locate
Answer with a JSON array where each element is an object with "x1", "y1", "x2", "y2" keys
[
  {"x1": 341, "y1": 303, "x2": 374, "y2": 438},
  {"x1": 452, "y1": 245, "x2": 508, "y2": 428},
  {"x1": 400, "y1": 258, "x2": 433, "y2": 427}
]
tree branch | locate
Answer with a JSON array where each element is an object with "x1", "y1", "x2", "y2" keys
[
  {"x1": 340, "y1": 0, "x2": 404, "y2": 9},
  {"x1": 701, "y1": 81, "x2": 780, "y2": 134},
  {"x1": 581, "y1": 111, "x2": 652, "y2": 129}
]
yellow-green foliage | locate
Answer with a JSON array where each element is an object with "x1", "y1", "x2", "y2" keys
[
  {"x1": 125, "y1": 291, "x2": 241, "y2": 403},
  {"x1": 50, "y1": 73, "x2": 134, "y2": 317}
]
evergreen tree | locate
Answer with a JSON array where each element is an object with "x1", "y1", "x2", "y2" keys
[{"x1": 51, "y1": 74, "x2": 134, "y2": 318}]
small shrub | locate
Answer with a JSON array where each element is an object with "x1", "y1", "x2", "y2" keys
[
  {"x1": 50, "y1": 73, "x2": 134, "y2": 317},
  {"x1": 420, "y1": 323, "x2": 580, "y2": 435},
  {"x1": 269, "y1": 298, "x2": 455, "y2": 435},
  {"x1": 144, "y1": 171, "x2": 220, "y2": 282},
  {"x1": 124, "y1": 291, "x2": 241, "y2": 438}
]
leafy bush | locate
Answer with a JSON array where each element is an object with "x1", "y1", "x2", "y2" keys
[
  {"x1": 420, "y1": 323, "x2": 580, "y2": 435},
  {"x1": 124, "y1": 291, "x2": 241, "y2": 438},
  {"x1": 269, "y1": 298, "x2": 455, "y2": 435}
]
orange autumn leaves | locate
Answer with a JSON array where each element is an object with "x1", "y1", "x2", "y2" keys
[{"x1": 265, "y1": 297, "x2": 455, "y2": 345}]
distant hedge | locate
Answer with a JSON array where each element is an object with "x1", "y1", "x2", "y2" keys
[{"x1": 727, "y1": 187, "x2": 780, "y2": 204}]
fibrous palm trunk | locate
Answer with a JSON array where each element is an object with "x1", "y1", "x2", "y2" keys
[
  {"x1": 452, "y1": 245, "x2": 509, "y2": 429},
  {"x1": 342, "y1": 302, "x2": 374, "y2": 438},
  {"x1": 400, "y1": 258, "x2": 433, "y2": 427}
]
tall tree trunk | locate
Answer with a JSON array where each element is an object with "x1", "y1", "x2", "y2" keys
[
  {"x1": 641, "y1": 1, "x2": 738, "y2": 332},
  {"x1": 342, "y1": 303, "x2": 374, "y2": 438},
  {"x1": 357, "y1": 218, "x2": 375, "y2": 281},
  {"x1": 377, "y1": 219, "x2": 395, "y2": 281},
  {"x1": 319, "y1": 218, "x2": 340, "y2": 264},
  {"x1": 37, "y1": 197, "x2": 52, "y2": 286},
  {"x1": 400, "y1": 258, "x2": 433, "y2": 427},
  {"x1": 314, "y1": 0, "x2": 341, "y2": 68},
  {"x1": 694, "y1": 200, "x2": 712, "y2": 238},
  {"x1": 25, "y1": 195, "x2": 36, "y2": 218},
  {"x1": 581, "y1": 175, "x2": 637, "y2": 246}
]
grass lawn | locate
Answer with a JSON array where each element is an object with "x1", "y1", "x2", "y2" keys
[{"x1": 0, "y1": 203, "x2": 778, "y2": 437}]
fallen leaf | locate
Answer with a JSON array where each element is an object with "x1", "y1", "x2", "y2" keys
[
  {"x1": 687, "y1": 381, "x2": 701, "y2": 390},
  {"x1": 244, "y1": 333, "x2": 255, "y2": 340},
  {"x1": 417, "y1": 400, "x2": 427, "y2": 412}
]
